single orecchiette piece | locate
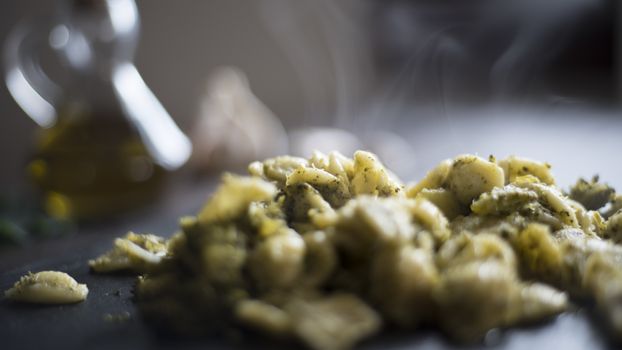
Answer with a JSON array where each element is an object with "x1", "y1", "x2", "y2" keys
[
  {"x1": 408, "y1": 198, "x2": 451, "y2": 243},
  {"x1": 350, "y1": 151, "x2": 403, "y2": 197},
  {"x1": 283, "y1": 183, "x2": 335, "y2": 224},
  {"x1": 235, "y1": 299, "x2": 292, "y2": 336},
  {"x1": 5, "y1": 271, "x2": 88, "y2": 304},
  {"x1": 568, "y1": 176, "x2": 614, "y2": 211},
  {"x1": 198, "y1": 174, "x2": 277, "y2": 224},
  {"x1": 287, "y1": 166, "x2": 350, "y2": 208},
  {"x1": 512, "y1": 283, "x2": 568, "y2": 323},
  {"x1": 567, "y1": 199, "x2": 604, "y2": 238},
  {"x1": 498, "y1": 155, "x2": 555, "y2": 185},
  {"x1": 257, "y1": 156, "x2": 308, "y2": 186},
  {"x1": 406, "y1": 159, "x2": 452, "y2": 198},
  {"x1": 335, "y1": 196, "x2": 415, "y2": 258},
  {"x1": 89, "y1": 232, "x2": 168, "y2": 273},
  {"x1": 435, "y1": 261, "x2": 521, "y2": 341},
  {"x1": 285, "y1": 294, "x2": 381, "y2": 350},
  {"x1": 511, "y1": 223, "x2": 563, "y2": 283},
  {"x1": 436, "y1": 260, "x2": 567, "y2": 342},
  {"x1": 445, "y1": 154, "x2": 505, "y2": 206}
]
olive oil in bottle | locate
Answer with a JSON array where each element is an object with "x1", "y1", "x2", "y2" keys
[{"x1": 28, "y1": 112, "x2": 165, "y2": 220}]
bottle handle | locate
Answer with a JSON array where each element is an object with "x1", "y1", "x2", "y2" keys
[
  {"x1": 4, "y1": 19, "x2": 62, "y2": 127},
  {"x1": 113, "y1": 63, "x2": 192, "y2": 170}
]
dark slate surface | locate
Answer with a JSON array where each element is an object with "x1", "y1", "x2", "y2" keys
[{"x1": 0, "y1": 250, "x2": 614, "y2": 350}]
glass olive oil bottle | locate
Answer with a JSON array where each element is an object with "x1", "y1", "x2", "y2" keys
[{"x1": 5, "y1": 0, "x2": 191, "y2": 220}]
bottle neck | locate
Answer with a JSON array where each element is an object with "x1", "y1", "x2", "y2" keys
[{"x1": 57, "y1": 0, "x2": 140, "y2": 67}]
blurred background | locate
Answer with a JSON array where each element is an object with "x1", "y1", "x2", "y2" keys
[
  {"x1": 0, "y1": 0, "x2": 619, "y2": 223},
  {"x1": 1, "y1": 2, "x2": 621, "y2": 347}
]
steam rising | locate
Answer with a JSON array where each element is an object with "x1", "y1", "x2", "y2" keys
[
  {"x1": 256, "y1": 0, "x2": 373, "y2": 128},
  {"x1": 253, "y1": 0, "x2": 603, "y2": 177}
]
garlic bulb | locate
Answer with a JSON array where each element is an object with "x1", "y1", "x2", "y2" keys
[{"x1": 191, "y1": 67, "x2": 288, "y2": 171}]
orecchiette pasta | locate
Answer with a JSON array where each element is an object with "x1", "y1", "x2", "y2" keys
[{"x1": 84, "y1": 150, "x2": 622, "y2": 349}]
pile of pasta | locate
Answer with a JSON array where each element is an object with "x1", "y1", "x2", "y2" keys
[{"x1": 92, "y1": 151, "x2": 622, "y2": 350}]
